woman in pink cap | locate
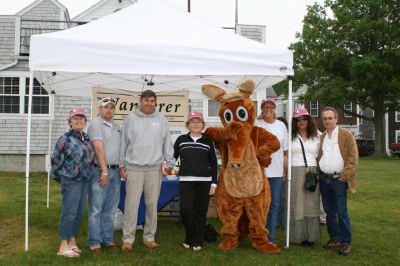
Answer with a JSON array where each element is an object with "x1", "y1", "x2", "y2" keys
[
  {"x1": 51, "y1": 107, "x2": 95, "y2": 257},
  {"x1": 173, "y1": 111, "x2": 218, "y2": 251},
  {"x1": 289, "y1": 107, "x2": 320, "y2": 247}
]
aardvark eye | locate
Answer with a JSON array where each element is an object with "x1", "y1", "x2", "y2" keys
[
  {"x1": 236, "y1": 106, "x2": 248, "y2": 122},
  {"x1": 223, "y1": 109, "x2": 233, "y2": 123}
]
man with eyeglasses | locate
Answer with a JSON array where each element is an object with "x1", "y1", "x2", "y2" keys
[
  {"x1": 119, "y1": 90, "x2": 174, "y2": 251},
  {"x1": 317, "y1": 107, "x2": 358, "y2": 256},
  {"x1": 87, "y1": 97, "x2": 122, "y2": 252}
]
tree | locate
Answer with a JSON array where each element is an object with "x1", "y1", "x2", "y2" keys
[{"x1": 290, "y1": 0, "x2": 400, "y2": 156}]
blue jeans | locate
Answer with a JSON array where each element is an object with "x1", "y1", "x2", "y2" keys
[
  {"x1": 59, "y1": 177, "x2": 89, "y2": 240},
  {"x1": 319, "y1": 175, "x2": 352, "y2": 244},
  {"x1": 267, "y1": 177, "x2": 282, "y2": 243},
  {"x1": 87, "y1": 167, "x2": 121, "y2": 247},
  {"x1": 277, "y1": 181, "x2": 287, "y2": 226}
]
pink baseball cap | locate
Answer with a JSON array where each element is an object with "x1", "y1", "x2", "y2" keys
[
  {"x1": 68, "y1": 107, "x2": 86, "y2": 119},
  {"x1": 187, "y1": 111, "x2": 204, "y2": 122},
  {"x1": 261, "y1": 98, "x2": 276, "y2": 108},
  {"x1": 293, "y1": 107, "x2": 310, "y2": 118}
]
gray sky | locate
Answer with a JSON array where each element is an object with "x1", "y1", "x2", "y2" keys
[{"x1": 0, "y1": 0, "x2": 324, "y2": 48}]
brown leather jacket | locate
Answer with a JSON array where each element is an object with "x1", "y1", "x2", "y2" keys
[{"x1": 317, "y1": 127, "x2": 359, "y2": 193}]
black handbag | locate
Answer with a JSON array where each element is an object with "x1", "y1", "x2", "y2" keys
[{"x1": 299, "y1": 138, "x2": 318, "y2": 192}]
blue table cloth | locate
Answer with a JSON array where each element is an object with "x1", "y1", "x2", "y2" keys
[{"x1": 118, "y1": 176, "x2": 180, "y2": 225}]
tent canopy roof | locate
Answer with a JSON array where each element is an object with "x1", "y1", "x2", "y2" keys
[{"x1": 29, "y1": 0, "x2": 293, "y2": 98}]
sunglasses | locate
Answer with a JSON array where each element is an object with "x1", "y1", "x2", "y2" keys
[
  {"x1": 100, "y1": 97, "x2": 116, "y2": 105},
  {"x1": 295, "y1": 116, "x2": 308, "y2": 122}
]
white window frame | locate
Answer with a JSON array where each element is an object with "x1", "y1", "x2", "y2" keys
[
  {"x1": 396, "y1": 130, "x2": 400, "y2": 143},
  {"x1": 0, "y1": 73, "x2": 50, "y2": 119},
  {"x1": 358, "y1": 109, "x2": 363, "y2": 125},
  {"x1": 0, "y1": 76, "x2": 20, "y2": 114},
  {"x1": 396, "y1": 111, "x2": 400, "y2": 122},
  {"x1": 344, "y1": 102, "x2": 352, "y2": 118},
  {"x1": 203, "y1": 99, "x2": 220, "y2": 123},
  {"x1": 309, "y1": 101, "x2": 319, "y2": 117},
  {"x1": 23, "y1": 77, "x2": 50, "y2": 115}
]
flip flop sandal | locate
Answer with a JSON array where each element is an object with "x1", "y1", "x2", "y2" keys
[
  {"x1": 57, "y1": 248, "x2": 79, "y2": 257},
  {"x1": 69, "y1": 245, "x2": 81, "y2": 254}
]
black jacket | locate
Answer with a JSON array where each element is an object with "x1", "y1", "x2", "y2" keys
[{"x1": 173, "y1": 133, "x2": 218, "y2": 184}]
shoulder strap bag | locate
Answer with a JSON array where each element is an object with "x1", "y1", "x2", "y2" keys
[{"x1": 299, "y1": 137, "x2": 318, "y2": 192}]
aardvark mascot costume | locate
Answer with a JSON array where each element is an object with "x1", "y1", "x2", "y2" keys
[{"x1": 202, "y1": 80, "x2": 281, "y2": 254}]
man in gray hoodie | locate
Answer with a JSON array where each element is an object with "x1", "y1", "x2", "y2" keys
[{"x1": 119, "y1": 90, "x2": 175, "y2": 251}]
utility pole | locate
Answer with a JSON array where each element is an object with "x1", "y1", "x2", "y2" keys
[{"x1": 188, "y1": 0, "x2": 191, "y2": 12}]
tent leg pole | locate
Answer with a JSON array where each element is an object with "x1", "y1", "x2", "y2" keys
[
  {"x1": 46, "y1": 118, "x2": 52, "y2": 208},
  {"x1": 46, "y1": 93, "x2": 54, "y2": 208},
  {"x1": 25, "y1": 72, "x2": 34, "y2": 251},
  {"x1": 285, "y1": 77, "x2": 293, "y2": 248}
]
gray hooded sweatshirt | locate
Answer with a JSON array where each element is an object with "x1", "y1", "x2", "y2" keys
[{"x1": 120, "y1": 106, "x2": 175, "y2": 170}]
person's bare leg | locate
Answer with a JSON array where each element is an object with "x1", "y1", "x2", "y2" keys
[
  {"x1": 58, "y1": 240, "x2": 69, "y2": 253},
  {"x1": 68, "y1": 237, "x2": 77, "y2": 247}
]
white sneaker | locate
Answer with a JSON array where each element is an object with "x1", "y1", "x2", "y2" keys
[{"x1": 192, "y1": 246, "x2": 202, "y2": 251}]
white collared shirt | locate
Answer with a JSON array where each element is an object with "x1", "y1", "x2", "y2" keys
[{"x1": 319, "y1": 126, "x2": 344, "y2": 174}]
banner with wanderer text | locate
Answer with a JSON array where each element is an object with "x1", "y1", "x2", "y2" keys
[{"x1": 92, "y1": 87, "x2": 188, "y2": 127}]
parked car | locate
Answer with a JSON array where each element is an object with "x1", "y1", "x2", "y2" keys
[
  {"x1": 389, "y1": 143, "x2": 400, "y2": 157},
  {"x1": 356, "y1": 139, "x2": 375, "y2": 156}
]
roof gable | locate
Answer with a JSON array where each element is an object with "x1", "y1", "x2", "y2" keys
[
  {"x1": 73, "y1": 0, "x2": 136, "y2": 22},
  {"x1": 16, "y1": 0, "x2": 67, "y2": 16}
]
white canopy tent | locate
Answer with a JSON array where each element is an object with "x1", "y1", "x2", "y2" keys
[{"x1": 26, "y1": 0, "x2": 294, "y2": 251}]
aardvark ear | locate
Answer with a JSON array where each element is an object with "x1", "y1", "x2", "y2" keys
[
  {"x1": 238, "y1": 79, "x2": 255, "y2": 99},
  {"x1": 202, "y1": 84, "x2": 226, "y2": 103}
]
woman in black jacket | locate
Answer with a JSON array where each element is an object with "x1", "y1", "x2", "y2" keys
[{"x1": 174, "y1": 111, "x2": 218, "y2": 251}]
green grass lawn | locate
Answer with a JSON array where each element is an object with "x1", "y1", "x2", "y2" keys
[{"x1": 0, "y1": 158, "x2": 399, "y2": 265}]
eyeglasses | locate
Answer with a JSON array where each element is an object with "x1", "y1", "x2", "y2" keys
[
  {"x1": 100, "y1": 97, "x2": 116, "y2": 105},
  {"x1": 295, "y1": 116, "x2": 308, "y2": 122}
]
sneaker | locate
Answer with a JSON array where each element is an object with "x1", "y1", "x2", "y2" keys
[
  {"x1": 105, "y1": 243, "x2": 118, "y2": 250},
  {"x1": 89, "y1": 246, "x2": 102, "y2": 253},
  {"x1": 121, "y1": 242, "x2": 133, "y2": 252},
  {"x1": 182, "y1": 242, "x2": 190, "y2": 249},
  {"x1": 144, "y1": 240, "x2": 160, "y2": 249},
  {"x1": 323, "y1": 239, "x2": 341, "y2": 249},
  {"x1": 338, "y1": 243, "x2": 352, "y2": 256},
  {"x1": 192, "y1": 246, "x2": 202, "y2": 251}
]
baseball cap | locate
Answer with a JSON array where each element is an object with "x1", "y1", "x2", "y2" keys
[
  {"x1": 187, "y1": 111, "x2": 204, "y2": 122},
  {"x1": 293, "y1": 107, "x2": 310, "y2": 118},
  {"x1": 261, "y1": 98, "x2": 276, "y2": 108},
  {"x1": 68, "y1": 107, "x2": 86, "y2": 119},
  {"x1": 100, "y1": 96, "x2": 116, "y2": 107}
]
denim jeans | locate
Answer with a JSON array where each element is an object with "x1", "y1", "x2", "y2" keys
[
  {"x1": 267, "y1": 177, "x2": 282, "y2": 243},
  {"x1": 59, "y1": 177, "x2": 89, "y2": 240},
  {"x1": 319, "y1": 175, "x2": 352, "y2": 244},
  {"x1": 277, "y1": 181, "x2": 287, "y2": 226},
  {"x1": 87, "y1": 167, "x2": 121, "y2": 247}
]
